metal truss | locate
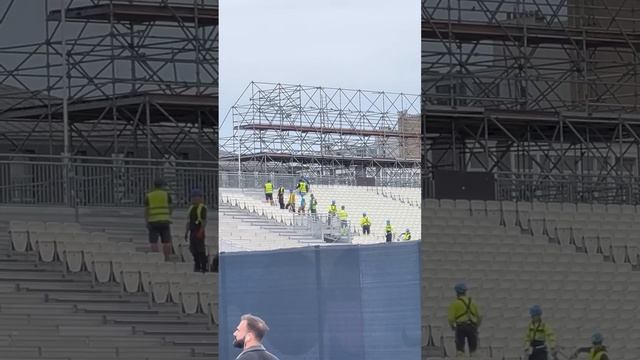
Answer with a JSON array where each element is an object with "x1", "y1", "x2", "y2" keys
[
  {"x1": 422, "y1": 0, "x2": 640, "y2": 203},
  {"x1": 0, "y1": 0, "x2": 218, "y2": 159},
  {"x1": 226, "y1": 82, "x2": 421, "y2": 184}
]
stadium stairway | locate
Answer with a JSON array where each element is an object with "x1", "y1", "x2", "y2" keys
[
  {"x1": 219, "y1": 198, "x2": 325, "y2": 252},
  {"x1": 0, "y1": 206, "x2": 218, "y2": 360},
  {"x1": 422, "y1": 199, "x2": 640, "y2": 360}
]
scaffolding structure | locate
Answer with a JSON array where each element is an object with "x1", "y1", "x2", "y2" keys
[
  {"x1": 422, "y1": 0, "x2": 640, "y2": 203},
  {"x1": 0, "y1": 0, "x2": 218, "y2": 160},
  {"x1": 227, "y1": 82, "x2": 421, "y2": 185}
]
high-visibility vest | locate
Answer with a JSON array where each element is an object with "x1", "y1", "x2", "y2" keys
[
  {"x1": 338, "y1": 209, "x2": 348, "y2": 221},
  {"x1": 188, "y1": 203, "x2": 206, "y2": 225},
  {"x1": 310, "y1": 199, "x2": 317, "y2": 211},
  {"x1": 264, "y1": 182, "x2": 273, "y2": 194},
  {"x1": 278, "y1": 187, "x2": 285, "y2": 196},
  {"x1": 448, "y1": 296, "x2": 480, "y2": 326},
  {"x1": 298, "y1": 181, "x2": 307, "y2": 193},
  {"x1": 360, "y1": 216, "x2": 371, "y2": 226},
  {"x1": 288, "y1": 193, "x2": 296, "y2": 204},
  {"x1": 590, "y1": 347, "x2": 607, "y2": 360},
  {"x1": 524, "y1": 321, "x2": 556, "y2": 350},
  {"x1": 402, "y1": 232, "x2": 412, "y2": 240},
  {"x1": 147, "y1": 189, "x2": 170, "y2": 223},
  {"x1": 385, "y1": 224, "x2": 393, "y2": 234},
  {"x1": 328, "y1": 204, "x2": 337, "y2": 214}
]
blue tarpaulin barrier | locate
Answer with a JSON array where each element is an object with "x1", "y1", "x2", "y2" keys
[{"x1": 219, "y1": 241, "x2": 421, "y2": 360}]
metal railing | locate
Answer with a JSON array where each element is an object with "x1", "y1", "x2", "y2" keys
[
  {"x1": 495, "y1": 172, "x2": 640, "y2": 204},
  {"x1": 0, "y1": 154, "x2": 218, "y2": 208},
  {"x1": 422, "y1": 171, "x2": 640, "y2": 205}
]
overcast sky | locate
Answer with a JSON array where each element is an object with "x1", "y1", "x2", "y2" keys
[{"x1": 219, "y1": 0, "x2": 420, "y2": 137}]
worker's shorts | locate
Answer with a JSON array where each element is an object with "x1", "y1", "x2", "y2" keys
[
  {"x1": 148, "y1": 223, "x2": 172, "y2": 244},
  {"x1": 385, "y1": 233, "x2": 392, "y2": 242},
  {"x1": 455, "y1": 323, "x2": 478, "y2": 354},
  {"x1": 265, "y1": 193, "x2": 273, "y2": 201},
  {"x1": 362, "y1": 225, "x2": 370, "y2": 234}
]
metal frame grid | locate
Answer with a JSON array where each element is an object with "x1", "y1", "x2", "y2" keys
[
  {"x1": 422, "y1": 0, "x2": 640, "y2": 203},
  {"x1": 227, "y1": 82, "x2": 421, "y2": 185},
  {"x1": 0, "y1": 0, "x2": 218, "y2": 159}
]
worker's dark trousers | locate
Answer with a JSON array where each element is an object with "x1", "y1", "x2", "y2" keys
[
  {"x1": 362, "y1": 225, "x2": 370, "y2": 234},
  {"x1": 386, "y1": 233, "x2": 392, "y2": 242},
  {"x1": 189, "y1": 234, "x2": 208, "y2": 273},
  {"x1": 455, "y1": 323, "x2": 478, "y2": 354},
  {"x1": 529, "y1": 341, "x2": 548, "y2": 360},
  {"x1": 278, "y1": 196, "x2": 285, "y2": 209}
]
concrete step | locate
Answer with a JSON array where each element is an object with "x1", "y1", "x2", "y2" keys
[
  {"x1": 5, "y1": 337, "x2": 163, "y2": 348},
  {"x1": 76, "y1": 304, "x2": 174, "y2": 315},
  {"x1": 106, "y1": 316, "x2": 208, "y2": 326},
  {"x1": 19, "y1": 282, "x2": 121, "y2": 294},
  {"x1": 0, "y1": 273, "x2": 76, "y2": 282},
  {"x1": 46, "y1": 294, "x2": 148, "y2": 304},
  {"x1": 139, "y1": 327, "x2": 215, "y2": 336},
  {"x1": 0, "y1": 303, "x2": 76, "y2": 314},
  {"x1": 58, "y1": 325, "x2": 134, "y2": 336}
]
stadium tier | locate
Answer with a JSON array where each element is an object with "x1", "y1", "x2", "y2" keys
[
  {"x1": 2, "y1": 206, "x2": 217, "y2": 360},
  {"x1": 422, "y1": 199, "x2": 640, "y2": 360},
  {"x1": 219, "y1": 185, "x2": 421, "y2": 251}
]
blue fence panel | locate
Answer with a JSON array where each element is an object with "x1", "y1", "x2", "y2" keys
[
  {"x1": 219, "y1": 242, "x2": 421, "y2": 360},
  {"x1": 359, "y1": 242, "x2": 421, "y2": 360}
]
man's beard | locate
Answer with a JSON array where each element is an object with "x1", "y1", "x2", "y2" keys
[{"x1": 233, "y1": 335, "x2": 245, "y2": 349}]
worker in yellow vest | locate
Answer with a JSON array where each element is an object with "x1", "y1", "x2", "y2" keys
[
  {"x1": 569, "y1": 333, "x2": 609, "y2": 360},
  {"x1": 524, "y1": 305, "x2": 556, "y2": 360},
  {"x1": 337, "y1": 205, "x2": 348, "y2": 235},
  {"x1": 277, "y1": 185, "x2": 286, "y2": 209},
  {"x1": 447, "y1": 283, "x2": 481, "y2": 358},
  {"x1": 184, "y1": 188, "x2": 208, "y2": 273},
  {"x1": 327, "y1": 200, "x2": 338, "y2": 226},
  {"x1": 384, "y1": 220, "x2": 393, "y2": 243},
  {"x1": 360, "y1": 212, "x2": 371, "y2": 235},
  {"x1": 297, "y1": 178, "x2": 308, "y2": 196},
  {"x1": 309, "y1": 194, "x2": 318, "y2": 219},
  {"x1": 144, "y1": 178, "x2": 173, "y2": 260},
  {"x1": 264, "y1": 180, "x2": 274, "y2": 205},
  {"x1": 401, "y1": 228, "x2": 412, "y2": 241},
  {"x1": 285, "y1": 189, "x2": 296, "y2": 213}
]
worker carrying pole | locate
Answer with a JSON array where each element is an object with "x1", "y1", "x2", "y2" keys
[
  {"x1": 360, "y1": 212, "x2": 371, "y2": 235},
  {"x1": 569, "y1": 333, "x2": 609, "y2": 360},
  {"x1": 447, "y1": 282, "x2": 482, "y2": 358},
  {"x1": 524, "y1": 305, "x2": 556, "y2": 360}
]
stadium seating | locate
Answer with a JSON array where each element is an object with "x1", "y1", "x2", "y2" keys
[
  {"x1": 1, "y1": 207, "x2": 217, "y2": 359},
  {"x1": 219, "y1": 185, "x2": 421, "y2": 247},
  {"x1": 219, "y1": 189, "x2": 326, "y2": 251},
  {"x1": 422, "y1": 199, "x2": 640, "y2": 360},
  {"x1": 312, "y1": 185, "x2": 421, "y2": 241}
]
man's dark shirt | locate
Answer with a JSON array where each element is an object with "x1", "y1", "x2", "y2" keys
[
  {"x1": 236, "y1": 345, "x2": 279, "y2": 360},
  {"x1": 188, "y1": 204, "x2": 207, "y2": 232}
]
